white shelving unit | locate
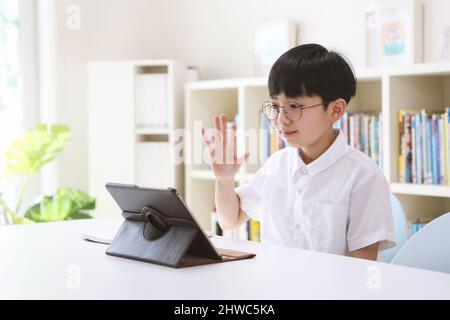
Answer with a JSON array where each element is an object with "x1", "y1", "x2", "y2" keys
[
  {"x1": 88, "y1": 59, "x2": 187, "y2": 218},
  {"x1": 185, "y1": 63, "x2": 450, "y2": 230}
]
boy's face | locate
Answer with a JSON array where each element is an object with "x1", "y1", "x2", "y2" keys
[{"x1": 270, "y1": 93, "x2": 342, "y2": 149}]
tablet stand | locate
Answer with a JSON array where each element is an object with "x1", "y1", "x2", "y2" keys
[{"x1": 106, "y1": 206, "x2": 255, "y2": 268}]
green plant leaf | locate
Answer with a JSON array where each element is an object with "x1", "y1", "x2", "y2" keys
[
  {"x1": 10, "y1": 212, "x2": 34, "y2": 224},
  {"x1": 67, "y1": 211, "x2": 93, "y2": 220},
  {"x1": 24, "y1": 187, "x2": 95, "y2": 223},
  {"x1": 4, "y1": 124, "x2": 71, "y2": 176}
]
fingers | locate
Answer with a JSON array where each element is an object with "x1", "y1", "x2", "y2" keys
[
  {"x1": 211, "y1": 113, "x2": 229, "y2": 143},
  {"x1": 211, "y1": 113, "x2": 228, "y2": 159},
  {"x1": 214, "y1": 115, "x2": 221, "y2": 143},
  {"x1": 237, "y1": 152, "x2": 250, "y2": 165},
  {"x1": 202, "y1": 125, "x2": 218, "y2": 145},
  {"x1": 232, "y1": 122, "x2": 237, "y2": 151},
  {"x1": 203, "y1": 114, "x2": 232, "y2": 164},
  {"x1": 220, "y1": 113, "x2": 227, "y2": 150},
  {"x1": 201, "y1": 127, "x2": 212, "y2": 146},
  {"x1": 207, "y1": 144, "x2": 249, "y2": 166}
]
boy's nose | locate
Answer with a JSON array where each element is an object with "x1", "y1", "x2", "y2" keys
[{"x1": 277, "y1": 108, "x2": 291, "y2": 125}]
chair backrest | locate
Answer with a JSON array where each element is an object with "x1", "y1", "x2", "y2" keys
[
  {"x1": 391, "y1": 212, "x2": 450, "y2": 274},
  {"x1": 381, "y1": 194, "x2": 409, "y2": 262}
]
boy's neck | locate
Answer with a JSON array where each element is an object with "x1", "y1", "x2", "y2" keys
[{"x1": 298, "y1": 129, "x2": 338, "y2": 165}]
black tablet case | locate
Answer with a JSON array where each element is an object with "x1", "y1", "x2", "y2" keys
[{"x1": 105, "y1": 183, "x2": 256, "y2": 268}]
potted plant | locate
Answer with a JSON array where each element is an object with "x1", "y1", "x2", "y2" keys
[{"x1": 0, "y1": 124, "x2": 95, "y2": 225}]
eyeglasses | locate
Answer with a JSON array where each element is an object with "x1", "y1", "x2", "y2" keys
[{"x1": 261, "y1": 101, "x2": 323, "y2": 122}]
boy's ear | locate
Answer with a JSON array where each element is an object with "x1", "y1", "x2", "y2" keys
[{"x1": 329, "y1": 98, "x2": 346, "y2": 122}]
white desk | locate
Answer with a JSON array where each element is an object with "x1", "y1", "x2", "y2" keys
[{"x1": 1, "y1": 219, "x2": 450, "y2": 299}]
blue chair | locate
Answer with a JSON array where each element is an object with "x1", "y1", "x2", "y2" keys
[
  {"x1": 380, "y1": 194, "x2": 409, "y2": 263},
  {"x1": 391, "y1": 212, "x2": 450, "y2": 274}
]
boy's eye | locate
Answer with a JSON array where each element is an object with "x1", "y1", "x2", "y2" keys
[{"x1": 289, "y1": 103, "x2": 301, "y2": 109}]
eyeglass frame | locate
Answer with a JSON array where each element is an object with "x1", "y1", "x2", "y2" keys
[{"x1": 261, "y1": 100, "x2": 324, "y2": 122}]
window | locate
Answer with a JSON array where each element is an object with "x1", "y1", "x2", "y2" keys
[{"x1": 0, "y1": 0, "x2": 22, "y2": 178}]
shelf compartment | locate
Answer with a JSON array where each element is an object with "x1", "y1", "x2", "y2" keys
[
  {"x1": 388, "y1": 74, "x2": 450, "y2": 184},
  {"x1": 185, "y1": 88, "x2": 239, "y2": 171}
]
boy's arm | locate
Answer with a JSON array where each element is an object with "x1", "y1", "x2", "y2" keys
[
  {"x1": 215, "y1": 179, "x2": 249, "y2": 230},
  {"x1": 202, "y1": 114, "x2": 250, "y2": 231},
  {"x1": 349, "y1": 242, "x2": 379, "y2": 261}
]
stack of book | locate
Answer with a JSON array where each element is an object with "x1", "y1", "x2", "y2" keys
[
  {"x1": 334, "y1": 111, "x2": 383, "y2": 167},
  {"x1": 408, "y1": 218, "x2": 431, "y2": 237},
  {"x1": 398, "y1": 109, "x2": 450, "y2": 185},
  {"x1": 135, "y1": 73, "x2": 169, "y2": 129},
  {"x1": 259, "y1": 112, "x2": 286, "y2": 163}
]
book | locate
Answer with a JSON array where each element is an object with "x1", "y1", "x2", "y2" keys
[
  {"x1": 249, "y1": 219, "x2": 261, "y2": 242},
  {"x1": 259, "y1": 113, "x2": 285, "y2": 160},
  {"x1": 447, "y1": 108, "x2": 450, "y2": 184},
  {"x1": 414, "y1": 114, "x2": 423, "y2": 184},
  {"x1": 399, "y1": 110, "x2": 406, "y2": 183},
  {"x1": 409, "y1": 218, "x2": 432, "y2": 237},
  {"x1": 135, "y1": 73, "x2": 169, "y2": 129},
  {"x1": 398, "y1": 109, "x2": 450, "y2": 185},
  {"x1": 439, "y1": 116, "x2": 445, "y2": 184},
  {"x1": 411, "y1": 114, "x2": 416, "y2": 183}
]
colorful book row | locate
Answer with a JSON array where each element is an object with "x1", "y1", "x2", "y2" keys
[
  {"x1": 398, "y1": 109, "x2": 450, "y2": 185},
  {"x1": 259, "y1": 112, "x2": 286, "y2": 162},
  {"x1": 334, "y1": 111, "x2": 383, "y2": 167}
]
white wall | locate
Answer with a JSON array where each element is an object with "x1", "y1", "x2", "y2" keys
[{"x1": 51, "y1": 0, "x2": 450, "y2": 192}]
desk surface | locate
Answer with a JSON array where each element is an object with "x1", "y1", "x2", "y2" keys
[{"x1": 1, "y1": 219, "x2": 450, "y2": 299}]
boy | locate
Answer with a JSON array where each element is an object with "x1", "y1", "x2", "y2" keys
[{"x1": 201, "y1": 43, "x2": 395, "y2": 261}]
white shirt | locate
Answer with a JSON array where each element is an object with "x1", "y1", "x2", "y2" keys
[{"x1": 235, "y1": 129, "x2": 396, "y2": 256}]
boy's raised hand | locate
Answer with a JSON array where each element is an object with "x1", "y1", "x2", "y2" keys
[{"x1": 201, "y1": 114, "x2": 250, "y2": 181}]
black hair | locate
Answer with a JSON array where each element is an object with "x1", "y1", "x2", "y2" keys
[{"x1": 268, "y1": 43, "x2": 356, "y2": 109}]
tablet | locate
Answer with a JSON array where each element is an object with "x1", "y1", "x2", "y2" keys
[{"x1": 105, "y1": 182, "x2": 223, "y2": 261}]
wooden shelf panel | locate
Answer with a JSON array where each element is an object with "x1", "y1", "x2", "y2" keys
[
  {"x1": 189, "y1": 169, "x2": 254, "y2": 183},
  {"x1": 135, "y1": 127, "x2": 169, "y2": 135},
  {"x1": 391, "y1": 183, "x2": 450, "y2": 198}
]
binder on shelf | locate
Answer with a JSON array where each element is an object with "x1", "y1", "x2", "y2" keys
[{"x1": 135, "y1": 73, "x2": 169, "y2": 129}]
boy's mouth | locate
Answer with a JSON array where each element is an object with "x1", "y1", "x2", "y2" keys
[{"x1": 280, "y1": 130, "x2": 298, "y2": 138}]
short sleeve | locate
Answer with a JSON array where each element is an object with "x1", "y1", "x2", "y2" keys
[
  {"x1": 347, "y1": 171, "x2": 396, "y2": 252},
  {"x1": 234, "y1": 164, "x2": 268, "y2": 221}
]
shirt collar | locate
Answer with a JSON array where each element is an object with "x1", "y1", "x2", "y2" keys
[{"x1": 291, "y1": 129, "x2": 350, "y2": 176}]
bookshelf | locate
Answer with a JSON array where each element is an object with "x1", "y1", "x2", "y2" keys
[
  {"x1": 88, "y1": 59, "x2": 187, "y2": 218},
  {"x1": 184, "y1": 63, "x2": 450, "y2": 234}
]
